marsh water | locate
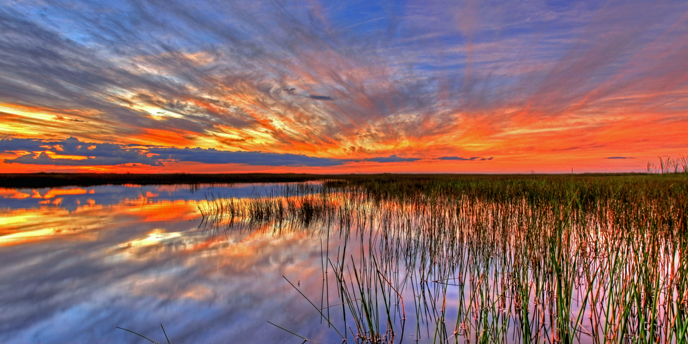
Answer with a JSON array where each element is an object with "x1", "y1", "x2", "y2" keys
[
  {"x1": 0, "y1": 183, "x2": 349, "y2": 343},
  {"x1": 0, "y1": 180, "x2": 686, "y2": 343}
]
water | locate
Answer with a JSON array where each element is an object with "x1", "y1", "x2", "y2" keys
[
  {"x1": 0, "y1": 184, "x2": 341, "y2": 344},
  {"x1": 1, "y1": 182, "x2": 684, "y2": 343}
]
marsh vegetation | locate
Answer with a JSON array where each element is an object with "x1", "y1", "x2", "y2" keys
[{"x1": 199, "y1": 175, "x2": 688, "y2": 343}]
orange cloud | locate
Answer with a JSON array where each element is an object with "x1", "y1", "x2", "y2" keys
[
  {"x1": 0, "y1": 188, "x2": 31, "y2": 199},
  {"x1": 1, "y1": 1, "x2": 687, "y2": 173},
  {"x1": 40, "y1": 188, "x2": 90, "y2": 199}
]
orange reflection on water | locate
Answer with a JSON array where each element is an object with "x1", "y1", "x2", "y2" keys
[
  {"x1": 0, "y1": 187, "x2": 96, "y2": 200},
  {"x1": 0, "y1": 206, "x2": 99, "y2": 246},
  {"x1": 41, "y1": 188, "x2": 91, "y2": 199},
  {"x1": 0, "y1": 185, "x2": 342, "y2": 344},
  {"x1": 0, "y1": 189, "x2": 31, "y2": 199},
  {"x1": 119, "y1": 197, "x2": 199, "y2": 222},
  {"x1": 0, "y1": 197, "x2": 202, "y2": 247}
]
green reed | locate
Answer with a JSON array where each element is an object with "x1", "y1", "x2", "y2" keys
[{"x1": 200, "y1": 174, "x2": 688, "y2": 343}]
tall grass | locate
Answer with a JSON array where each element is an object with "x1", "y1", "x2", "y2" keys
[
  {"x1": 647, "y1": 155, "x2": 688, "y2": 174},
  {"x1": 201, "y1": 175, "x2": 688, "y2": 343}
]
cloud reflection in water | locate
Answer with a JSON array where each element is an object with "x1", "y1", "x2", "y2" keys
[{"x1": 0, "y1": 184, "x2": 340, "y2": 344}]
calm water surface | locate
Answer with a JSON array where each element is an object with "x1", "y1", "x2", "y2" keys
[
  {"x1": 0, "y1": 184, "x2": 345, "y2": 344},
  {"x1": 3, "y1": 183, "x2": 681, "y2": 344}
]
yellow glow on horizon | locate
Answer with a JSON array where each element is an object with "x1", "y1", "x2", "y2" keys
[{"x1": 43, "y1": 151, "x2": 89, "y2": 161}]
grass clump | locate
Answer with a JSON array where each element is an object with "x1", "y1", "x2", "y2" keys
[{"x1": 201, "y1": 174, "x2": 688, "y2": 343}]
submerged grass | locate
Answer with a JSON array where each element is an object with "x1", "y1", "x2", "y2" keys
[
  {"x1": 117, "y1": 324, "x2": 172, "y2": 344},
  {"x1": 199, "y1": 174, "x2": 688, "y2": 343}
]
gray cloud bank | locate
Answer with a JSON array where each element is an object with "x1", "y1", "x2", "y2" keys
[
  {"x1": 1, "y1": 137, "x2": 341, "y2": 167},
  {"x1": 1, "y1": 137, "x2": 486, "y2": 167}
]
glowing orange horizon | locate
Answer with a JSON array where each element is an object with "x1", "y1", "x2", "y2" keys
[
  {"x1": 2, "y1": 98, "x2": 686, "y2": 173},
  {"x1": 1, "y1": 1, "x2": 687, "y2": 174}
]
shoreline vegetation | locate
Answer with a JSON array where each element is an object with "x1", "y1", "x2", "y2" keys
[
  {"x1": 0, "y1": 171, "x2": 683, "y2": 189},
  {"x1": 3, "y1": 167, "x2": 687, "y2": 342},
  {"x1": 195, "y1": 175, "x2": 688, "y2": 343},
  {"x1": 3, "y1": 154, "x2": 686, "y2": 189}
]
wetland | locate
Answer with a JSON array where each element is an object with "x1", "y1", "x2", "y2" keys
[{"x1": 0, "y1": 174, "x2": 686, "y2": 343}]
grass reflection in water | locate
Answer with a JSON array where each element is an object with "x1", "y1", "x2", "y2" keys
[{"x1": 199, "y1": 175, "x2": 688, "y2": 344}]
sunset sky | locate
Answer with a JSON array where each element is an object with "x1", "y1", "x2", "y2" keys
[{"x1": 0, "y1": 0, "x2": 687, "y2": 173}]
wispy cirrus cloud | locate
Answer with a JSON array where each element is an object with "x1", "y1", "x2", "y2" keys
[{"x1": 0, "y1": 0, "x2": 687, "y2": 172}]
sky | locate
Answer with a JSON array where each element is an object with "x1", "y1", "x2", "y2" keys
[{"x1": 0, "y1": 0, "x2": 687, "y2": 173}]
